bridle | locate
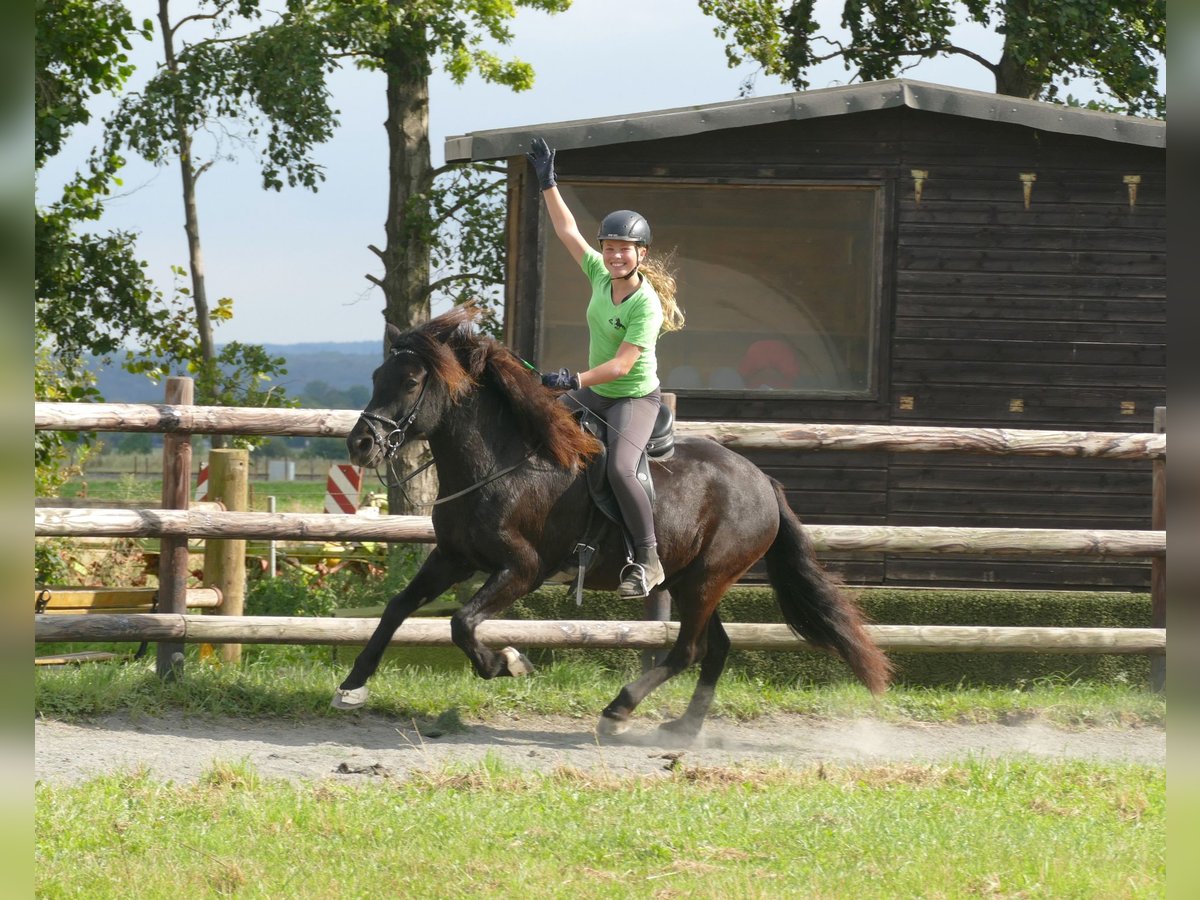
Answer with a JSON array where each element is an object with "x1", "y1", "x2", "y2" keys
[
  {"x1": 353, "y1": 346, "x2": 535, "y2": 508},
  {"x1": 355, "y1": 351, "x2": 429, "y2": 465}
]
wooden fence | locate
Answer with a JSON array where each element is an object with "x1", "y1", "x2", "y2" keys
[{"x1": 33, "y1": 382, "x2": 1166, "y2": 682}]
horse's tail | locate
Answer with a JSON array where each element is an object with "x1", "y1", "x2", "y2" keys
[{"x1": 764, "y1": 479, "x2": 893, "y2": 695}]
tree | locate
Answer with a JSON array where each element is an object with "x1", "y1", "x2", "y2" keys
[
  {"x1": 277, "y1": 0, "x2": 570, "y2": 513},
  {"x1": 701, "y1": 0, "x2": 1165, "y2": 116},
  {"x1": 304, "y1": 0, "x2": 570, "y2": 337},
  {"x1": 35, "y1": 0, "x2": 163, "y2": 486},
  {"x1": 104, "y1": 0, "x2": 335, "y2": 444}
]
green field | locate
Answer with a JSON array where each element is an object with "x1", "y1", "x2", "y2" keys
[
  {"x1": 61, "y1": 451, "x2": 357, "y2": 512},
  {"x1": 36, "y1": 757, "x2": 1163, "y2": 898}
]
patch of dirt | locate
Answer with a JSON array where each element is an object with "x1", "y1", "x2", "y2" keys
[{"x1": 34, "y1": 712, "x2": 1165, "y2": 785}]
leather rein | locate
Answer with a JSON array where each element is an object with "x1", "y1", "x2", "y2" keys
[{"x1": 354, "y1": 348, "x2": 534, "y2": 508}]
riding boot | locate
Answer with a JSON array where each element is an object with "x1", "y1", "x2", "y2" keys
[{"x1": 618, "y1": 546, "x2": 665, "y2": 600}]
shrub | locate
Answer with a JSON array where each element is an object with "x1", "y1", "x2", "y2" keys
[{"x1": 504, "y1": 586, "x2": 1152, "y2": 688}]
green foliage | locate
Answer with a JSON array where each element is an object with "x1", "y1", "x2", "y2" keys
[
  {"x1": 34, "y1": 2, "x2": 167, "y2": 491},
  {"x1": 299, "y1": 379, "x2": 370, "y2": 410},
  {"x1": 245, "y1": 571, "x2": 338, "y2": 618},
  {"x1": 33, "y1": 342, "x2": 100, "y2": 494},
  {"x1": 312, "y1": 0, "x2": 572, "y2": 88},
  {"x1": 420, "y1": 162, "x2": 509, "y2": 329},
  {"x1": 701, "y1": 0, "x2": 1166, "y2": 117},
  {"x1": 292, "y1": 0, "x2": 571, "y2": 331},
  {"x1": 34, "y1": 0, "x2": 152, "y2": 168},
  {"x1": 35, "y1": 540, "x2": 72, "y2": 586},
  {"x1": 244, "y1": 563, "x2": 397, "y2": 618},
  {"x1": 104, "y1": 2, "x2": 341, "y2": 192}
]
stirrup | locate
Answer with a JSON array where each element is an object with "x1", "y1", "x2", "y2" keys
[{"x1": 617, "y1": 562, "x2": 657, "y2": 599}]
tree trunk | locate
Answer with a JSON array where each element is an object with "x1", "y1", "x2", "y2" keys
[
  {"x1": 157, "y1": 0, "x2": 224, "y2": 449},
  {"x1": 378, "y1": 21, "x2": 437, "y2": 516},
  {"x1": 993, "y1": 0, "x2": 1048, "y2": 100}
]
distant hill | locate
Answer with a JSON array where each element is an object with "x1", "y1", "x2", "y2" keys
[{"x1": 89, "y1": 341, "x2": 383, "y2": 405}]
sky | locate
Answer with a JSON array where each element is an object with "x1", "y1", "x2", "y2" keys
[{"x1": 39, "y1": 0, "x2": 1130, "y2": 346}]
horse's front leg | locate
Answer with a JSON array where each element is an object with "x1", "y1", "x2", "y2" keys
[
  {"x1": 450, "y1": 568, "x2": 540, "y2": 679},
  {"x1": 332, "y1": 548, "x2": 471, "y2": 709}
]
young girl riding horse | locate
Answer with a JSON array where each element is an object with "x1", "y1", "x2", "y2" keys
[{"x1": 527, "y1": 137, "x2": 685, "y2": 600}]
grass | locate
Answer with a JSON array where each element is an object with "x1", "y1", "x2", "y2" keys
[
  {"x1": 35, "y1": 757, "x2": 1164, "y2": 898},
  {"x1": 34, "y1": 652, "x2": 1166, "y2": 729},
  {"x1": 59, "y1": 475, "x2": 333, "y2": 513}
]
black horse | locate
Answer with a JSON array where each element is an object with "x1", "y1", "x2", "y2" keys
[{"x1": 333, "y1": 305, "x2": 891, "y2": 738}]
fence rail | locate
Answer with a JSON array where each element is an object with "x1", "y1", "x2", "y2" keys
[
  {"x1": 34, "y1": 614, "x2": 1166, "y2": 655},
  {"x1": 35, "y1": 402, "x2": 1165, "y2": 459},
  {"x1": 34, "y1": 507, "x2": 1165, "y2": 558}
]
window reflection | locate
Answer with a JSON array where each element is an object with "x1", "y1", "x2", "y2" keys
[{"x1": 539, "y1": 182, "x2": 881, "y2": 396}]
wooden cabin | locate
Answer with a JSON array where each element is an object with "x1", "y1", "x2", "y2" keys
[{"x1": 445, "y1": 79, "x2": 1166, "y2": 590}]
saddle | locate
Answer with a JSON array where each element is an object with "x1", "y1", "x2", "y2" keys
[{"x1": 557, "y1": 402, "x2": 675, "y2": 604}]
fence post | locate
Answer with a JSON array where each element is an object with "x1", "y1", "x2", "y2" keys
[
  {"x1": 202, "y1": 449, "x2": 249, "y2": 664},
  {"x1": 156, "y1": 377, "x2": 193, "y2": 680},
  {"x1": 1150, "y1": 406, "x2": 1165, "y2": 691}
]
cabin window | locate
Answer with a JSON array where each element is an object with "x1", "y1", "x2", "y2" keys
[{"x1": 538, "y1": 181, "x2": 883, "y2": 396}]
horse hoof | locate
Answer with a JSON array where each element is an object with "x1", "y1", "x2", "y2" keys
[
  {"x1": 331, "y1": 685, "x2": 368, "y2": 710},
  {"x1": 596, "y1": 714, "x2": 631, "y2": 737},
  {"x1": 500, "y1": 646, "x2": 535, "y2": 677}
]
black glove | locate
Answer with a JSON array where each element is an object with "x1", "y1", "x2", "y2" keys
[
  {"x1": 526, "y1": 137, "x2": 557, "y2": 191},
  {"x1": 540, "y1": 367, "x2": 579, "y2": 390}
]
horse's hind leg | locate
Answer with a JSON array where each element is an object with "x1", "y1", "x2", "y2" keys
[
  {"x1": 332, "y1": 549, "x2": 470, "y2": 709},
  {"x1": 597, "y1": 584, "x2": 719, "y2": 737},
  {"x1": 659, "y1": 610, "x2": 731, "y2": 739}
]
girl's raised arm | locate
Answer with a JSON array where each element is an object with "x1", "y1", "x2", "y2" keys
[{"x1": 527, "y1": 138, "x2": 589, "y2": 264}]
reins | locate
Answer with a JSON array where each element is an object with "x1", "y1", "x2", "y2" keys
[{"x1": 369, "y1": 448, "x2": 537, "y2": 509}]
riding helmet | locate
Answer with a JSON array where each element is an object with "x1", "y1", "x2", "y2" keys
[{"x1": 597, "y1": 210, "x2": 652, "y2": 247}]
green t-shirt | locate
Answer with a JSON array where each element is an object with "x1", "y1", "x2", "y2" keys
[{"x1": 581, "y1": 248, "x2": 662, "y2": 398}]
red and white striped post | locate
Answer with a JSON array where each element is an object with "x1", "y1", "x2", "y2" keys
[
  {"x1": 324, "y1": 464, "x2": 363, "y2": 514},
  {"x1": 194, "y1": 463, "x2": 209, "y2": 502}
]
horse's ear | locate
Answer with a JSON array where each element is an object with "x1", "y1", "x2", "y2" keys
[{"x1": 383, "y1": 322, "x2": 403, "y2": 353}]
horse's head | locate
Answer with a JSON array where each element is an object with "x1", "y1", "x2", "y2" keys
[
  {"x1": 346, "y1": 324, "x2": 439, "y2": 468},
  {"x1": 346, "y1": 308, "x2": 482, "y2": 468}
]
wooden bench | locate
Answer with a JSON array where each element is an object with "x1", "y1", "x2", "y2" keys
[{"x1": 35, "y1": 586, "x2": 222, "y2": 665}]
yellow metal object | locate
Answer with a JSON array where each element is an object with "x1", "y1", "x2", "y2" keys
[
  {"x1": 1019, "y1": 173, "x2": 1037, "y2": 210},
  {"x1": 911, "y1": 169, "x2": 928, "y2": 206},
  {"x1": 1123, "y1": 175, "x2": 1141, "y2": 209}
]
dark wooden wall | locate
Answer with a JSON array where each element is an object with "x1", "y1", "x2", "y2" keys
[{"x1": 511, "y1": 107, "x2": 1165, "y2": 590}]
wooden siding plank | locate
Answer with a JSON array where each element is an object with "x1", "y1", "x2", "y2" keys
[
  {"x1": 883, "y1": 557, "x2": 1151, "y2": 590},
  {"x1": 897, "y1": 247, "x2": 1164, "y2": 276},
  {"x1": 893, "y1": 319, "x2": 1165, "y2": 343},
  {"x1": 896, "y1": 294, "x2": 1165, "y2": 323},
  {"x1": 893, "y1": 339, "x2": 1165, "y2": 367},
  {"x1": 895, "y1": 270, "x2": 1164, "y2": 296},
  {"x1": 897, "y1": 225, "x2": 1166, "y2": 252}
]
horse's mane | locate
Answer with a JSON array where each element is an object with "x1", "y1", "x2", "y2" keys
[{"x1": 396, "y1": 304, "x2": 601, "y2": 471}]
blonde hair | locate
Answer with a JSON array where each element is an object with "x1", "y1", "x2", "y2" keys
[{"x1": 641, "y1": 250, "x2": 685, "y2": 334}]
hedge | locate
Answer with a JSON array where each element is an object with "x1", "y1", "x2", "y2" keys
[{"x1": 503, "y1": 586, "x2": 1152, "y2": 688}]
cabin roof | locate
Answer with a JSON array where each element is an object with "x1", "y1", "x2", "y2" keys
[{"x1": 444, "y1": 78, "x2": 1164, "y2": 162}]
